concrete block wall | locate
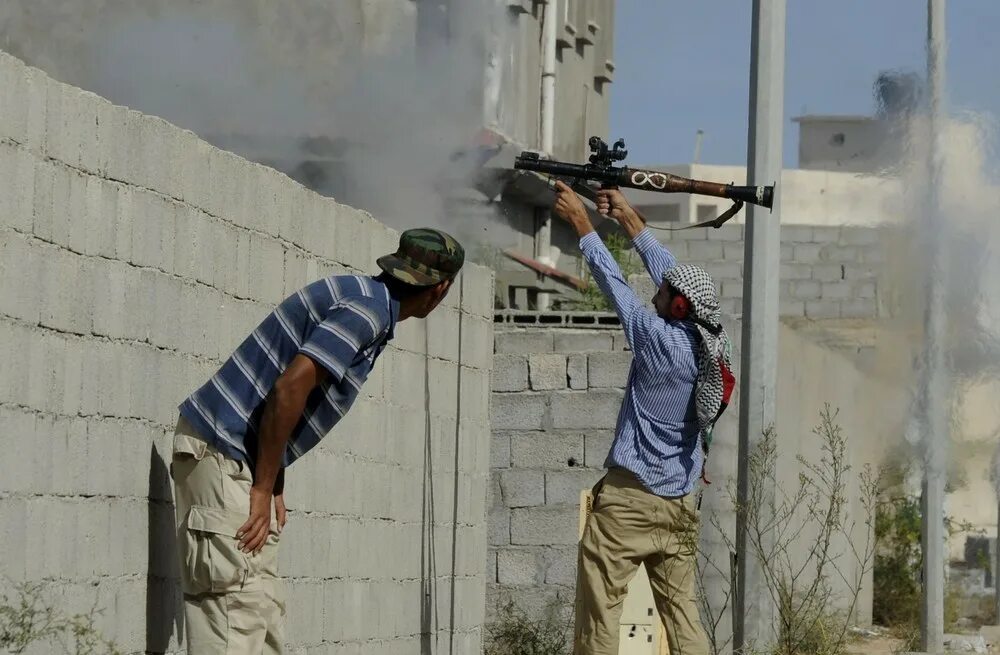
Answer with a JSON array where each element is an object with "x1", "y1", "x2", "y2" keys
[
  {"x1": 0, "y1": 50, "x2": 494, "y2": 654},
  {"x1": 487, "y1": 329, "x2": 629, "y2": 619},
  {"x1": 489, "y1": 319, "x2": 901, "y2": 649},
  {"x1": 628, "y1": 223, "x2": 889, "y2": 320}
]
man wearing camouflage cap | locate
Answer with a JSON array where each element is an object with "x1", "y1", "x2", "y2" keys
[
  {"x1": 552, "y1": 181, "x2": 732, "y2": 655},
  {"x1": 170, "y1": 227, "x2": 463, "y2": 653}
]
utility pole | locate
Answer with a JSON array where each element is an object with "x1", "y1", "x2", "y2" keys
[
  {"x1": 920, "y1": 1, "x2": 947, "y2": 652},
  {"x1": 734, "y1": 1, "x2": 785, "y2": 653},
  {"x1": 535, "y1": 0, "x2": 558, "y2": 310}
]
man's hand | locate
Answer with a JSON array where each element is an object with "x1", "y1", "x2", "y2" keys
[
  {"x1": 596, "y1": 188, "x2": 645, "y2": 238},
  {"x1": 274, "y1": 492, "x2": 288, "y2": 534},
  {"x1": 552, "y1": 180, "x2": 594, "y2": 238},
  {"x1": 237, "y1": 486, "x2": 272, "y2": 554}
]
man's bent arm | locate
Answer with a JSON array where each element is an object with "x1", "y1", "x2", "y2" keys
[
  {"x1": 253, "y1": 355, "x2": 325, "y2": 498},
  {"x1": 579, "y1": 233, "x2": 654, "y2": 352},
  {"x1": 238, "y1": 354, "x2": 326, "y2": 553},
  {"x1": 632, "y1": 229, "x2": 677, "y2": 284}
]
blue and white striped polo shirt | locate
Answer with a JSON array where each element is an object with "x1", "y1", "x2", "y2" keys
[
  {"x1": 179, "y1": 275, "x2": 398, "y2": 468},
  {"x1": 579, "y1": 229, "x2": 703, "y2": 497}
]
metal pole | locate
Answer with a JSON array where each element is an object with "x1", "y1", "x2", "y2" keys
[
  {"x1": 535, "y1": 0, "x2": 558, "y2": 310},
  {"x1": 920, "y1": 1, "x2": 948, "y2": 652},
  {"x1": 734, "y1": 0, "x2": 785, "y2": 652}
]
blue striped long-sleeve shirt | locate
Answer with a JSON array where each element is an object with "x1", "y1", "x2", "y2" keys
[
  {"x1": 579, "y1": 229, "x2": 702, "y2": 497},
  {"x1": 179, "y1": 275, "x2": 398, "y2": 468}
]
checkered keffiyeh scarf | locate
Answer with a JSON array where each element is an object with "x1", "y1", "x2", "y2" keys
[{"x1": 663, "y1": 264, "x2": 732, "y2": 445}]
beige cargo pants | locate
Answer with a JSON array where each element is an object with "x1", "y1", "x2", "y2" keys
[
  {"x1": 171, "y1": 416, "x2": 285, "y2": 654},
  {"x1": 574, "y1": 467, "x2": 709, "y2": 655}
]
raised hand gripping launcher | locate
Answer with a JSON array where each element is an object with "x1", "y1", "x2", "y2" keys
[{"x1": 514, "y1": 136, "x2": 774, "y2": 230}]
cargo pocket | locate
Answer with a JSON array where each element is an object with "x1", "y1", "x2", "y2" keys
[{"x1": 180, "y1": 505, "x2": 251, "y2": 595}]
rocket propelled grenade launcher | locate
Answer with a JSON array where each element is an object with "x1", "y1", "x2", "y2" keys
[{"x1": 514, "y1": 136, "x2": 774, "y2": 229}]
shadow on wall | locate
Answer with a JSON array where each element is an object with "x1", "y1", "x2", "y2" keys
[{"x1": 146, "y1": 443, "x2": 184, "y2": 652}]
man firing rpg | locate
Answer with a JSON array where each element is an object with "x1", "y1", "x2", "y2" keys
[{"x1": 551, "y1": 181, "x2": 732, "y2": 655}]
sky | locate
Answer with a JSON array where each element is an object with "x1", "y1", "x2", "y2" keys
[{"x1": 609, "y1": 1, "x2": 1000, "y2": 168}]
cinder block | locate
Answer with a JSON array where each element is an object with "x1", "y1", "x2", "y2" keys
[
  {"x1": 39, "y1": 245, "x2": 94, "y2": 334},
  {"x1": 543, "y1": 547, "x2": 579, "y2": 586},
  {"x1": 840, "y1": 298, "x2": 878, "y2": 318},
  {"x1": 425, "y1": 306, "x2": 461, "y2": 362},
  {"x1": 529, "y1": 354, "x2": 567, "y2": 390},
  {"x1": 549, "y1": 391, "x2": 624, "y2": 429},
  {"x1": 0, "y1": 143, "x2": 36, "y2": 232},
  {"x1": 247, "y1": 233, "x2": 287, "y2": 305},
  {"x1": 819, "y1": 245, "x2": 860, "y2": 264},
  {"x1": 0, "y1": 230, "x2": 41, "y2": 324},
  {"x1": 30, "y1": 158, "x2": 64, "y2": 243},
  {"x1": 720, "y1": 280, "x2": 744, "y2": 300},
  {"x1": 844, "y1": 265, "x2": 877, "y2": 281},
  {"x1": 790, "y1": 280, "x2": 821, "y2": 300},
  {"x1": 500, "y1": 469, "x2": 545, "y2": 507},
  {"x1": 459, "y1": 367, "x2": 490, "y2": 422},
  {"x1": 781, "y1": 225, "x2": 814, "y2": 243},
  {"x1": 670, "y1": 227, "x2": 708, "y2": 241},
  {"x1": 779, "y1": 299, "x2": 806, "y2": 317},
  {"x1": 861, "y1": 247, "x2": 885, "y2": 264},
  {"x1": 811, "y1": 263, "x2": 843, "y2": 282},
  {"x1": 780, "y1": 243, "x2": 794, "y2": 261},
  {"x1": 792, "y1": 243, "x2": 823, "y2": 263},
  {"x1": 495, "y1": 331, "x2": 553, "y2": 354},
  {"x1": 129, "y1": 191, "x2": 176, "y2": 272},
  {"x1": 545, "y1": 469, "x2": 603, "y2": 505},
  {"x1": 490, "y1": 393, "x2": 546, "y2": 431},
  {"x1": 701, "y1": 262, "x2": 742, "y2": 282},
  {"x1": 820, "y1": 282, "x2": 853, "y2": 300},
  {"x1": 840, "y1": 227, "x2": 880, "y2": 245},
  {"x1": 722, "y1": 242, "x2": 745, "y2": 260},
  {"x1": 22, "y1": 66, "x2": 50, "y2": 154},
  {"x1": 461, "y1": 263, "x2": 496, "y2": 318},
  {"x1": 720, "y1": 298, "x2": 742, "y2": 316},
  {"x1": 42, "y1": 75, "x2": 76, "y2": 166},
  {"x1": 687, "y1": 240, "x2": 725, "y2": 261},
  {"x1": 510, "y1": 431, "x2": 585, "y2": 469},
  {"x1": 497, "y1": 548, "x2": 543, "y2": 585},
  {"x1": 491, "y1": 432, "x2": 512, "y2": 469},
  {"x1": 332, "y1": 207, "x2": 374, "y2": 272},
  {"x1": 584, "y1": 432, "x2": 614, "y2": 467},
  {"x1": 587, "y1": 352, "x2": 632, "y2": 388},
  {"x1": 553, "y1": 331, "x2": 613, "y2": 353},
  {"x1": 80, "y1": 176, "x2": 118, "y2": 258},
  {"x1": 811, "y1": 226, "x2": 841, "y2": 244},
  {"x1": 510, "y1": 507, "x2": 579, "y2": 545},
  {"x1": 0, "y1": 53, "x2": 29, "y2": 144},
  {"x1": 779, "y1": 263, "x2": 812, "y2": 281},
  {"x1": 567, "y1": 353, "x2": 588, "y2": 389},
  {"x1": 612, "y1": 334, "x2": 632, "y2": 352},
  {"x1": 460, "y1": 314, "x2": 494, "y2": 371},
  {"x1": 805, "y1": 300, "x2": 840, "y2": 319},
  {"x1": 706, "y1": 225, "x2": 744, "y2": 241},
  {"x1": 855, "y1": 281, "x2": 877, "y2": 298}
]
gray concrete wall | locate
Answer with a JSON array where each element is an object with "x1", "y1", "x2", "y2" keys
[
  {"x1": 0, "y1": 50, "x2": 494, "y2": 654},
  {"x1": 487, "y1": 329, "x2": 629, "y2": 618},
  {"x1": 627, "y1": 224, "x2": 889, "y2": 320},
  {"x1": 487, "y1": 317, "x2": 903, "y2": 650}
]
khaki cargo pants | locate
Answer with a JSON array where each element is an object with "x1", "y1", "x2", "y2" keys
[
  {"x1": 171, "y1": 416, "x2": 285, "y2": 654},
  {"x1": 574, "y1": 467, "x2": 709, "y2": 655}
]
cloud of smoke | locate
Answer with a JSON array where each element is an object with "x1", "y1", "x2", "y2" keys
[{"x1": 0, "y1": 0, "x2": 509, "y2": 246}]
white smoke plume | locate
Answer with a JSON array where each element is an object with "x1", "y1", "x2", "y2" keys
[{"x1": 0, "y1": 0, "x2": 509, "y2": 245}]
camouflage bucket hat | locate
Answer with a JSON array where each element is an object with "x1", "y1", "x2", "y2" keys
[{"x1": 377, "y1": 228, "x2": 465, "y2": 286}]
